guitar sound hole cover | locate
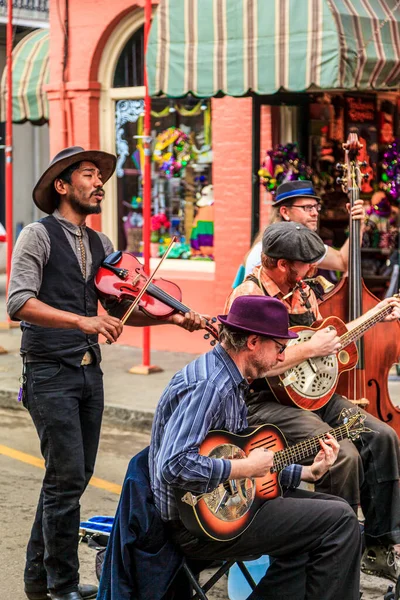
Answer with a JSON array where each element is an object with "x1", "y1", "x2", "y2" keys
[
  {"x1": 285, "y1": 331, "x2": 338, "y2": 399},
  {"x1": 205, "y1": 444, "x2": 255, "y2": 522}
]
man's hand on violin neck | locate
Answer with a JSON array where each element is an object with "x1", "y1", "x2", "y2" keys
[
  {"x1": 168, "y1": 311, "x2": 211, "y2": 332},
  {"x1": 77, "y1": 315, "x2": 123, "y2": 343}
]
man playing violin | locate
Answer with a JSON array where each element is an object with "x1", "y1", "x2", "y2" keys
[
  {"x1": 226, "y1": 221, "x2": 400, "y2": 583},
  {"x1": 6, "y1": 146, "x2": 207, "y2": 600},
  {"x1": 149, "y1": 294, "x2": 362, "y2": 600},
  {"x1": 245, "y1": 180, "x2": 365, "y2": 277}
]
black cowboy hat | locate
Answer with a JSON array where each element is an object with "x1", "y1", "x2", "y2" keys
[{"x1": 32, "y1": 146, "x2": 117, "y2": 214}]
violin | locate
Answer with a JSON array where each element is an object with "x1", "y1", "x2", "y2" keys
[{"x1": 94, "y1": 250, "x2": 219, "y2": 344}]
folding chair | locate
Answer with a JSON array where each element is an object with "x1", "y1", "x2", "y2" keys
[{"x1": 183, "y1": 555, "x2": 261, "y2": 600}]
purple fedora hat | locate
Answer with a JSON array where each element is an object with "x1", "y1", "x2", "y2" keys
[{"x1": 218, "y1": 295, "x2": 298, "y2": 339}]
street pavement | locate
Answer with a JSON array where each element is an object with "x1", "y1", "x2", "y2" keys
[{"x1": 0, "y1": 408, "x2": 395, "y2": 600}]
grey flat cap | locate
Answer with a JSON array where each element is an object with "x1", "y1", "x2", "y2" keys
[{"x1": 262, "y1": 222, "x2": 326, "y2": 263}]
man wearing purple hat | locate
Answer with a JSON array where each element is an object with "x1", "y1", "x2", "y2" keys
[
  {"x1": 226, "y1": 221, "x2": 400, "y2": 583},
  {"x1": 149, "y1": 294, "x2": 362, "y2": 600},
  {"x1": 7, "y1": 147, "x2": 208, "y2": 600},
  {"x1": 244, "y1": 180, "x2": 365, "y2": 277}
]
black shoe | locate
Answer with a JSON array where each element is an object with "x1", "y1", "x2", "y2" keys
[
  {"x1": 49, "y1": 593, "x2": 82, "y2": 600},
  {"x1": 26, "y1": 584, "x2": 97, "y2": 600}
]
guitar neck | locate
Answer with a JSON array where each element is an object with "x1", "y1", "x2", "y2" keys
[
  {"x1": 339, "y1": 302, "x2": 394, "y2": 349},
  {"x1": 273, "y1": 424, "x2": 351, "y2": 472}
]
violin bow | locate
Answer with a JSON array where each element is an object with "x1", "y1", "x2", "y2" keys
[{"x1": 120, "y1": 235, "x2": 178, "y2": 326}]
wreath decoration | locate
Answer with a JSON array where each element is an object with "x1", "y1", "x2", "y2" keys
[
  {"x1": 259, "y1": 143, "x2": 314, "y2": 193},
  {"x1": 153, "y1": 127, "x2": 194, "y2": 178}
]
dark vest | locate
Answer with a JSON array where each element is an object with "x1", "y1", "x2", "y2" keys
[
  {"x1": 246, "y1": 274, "x2": 315, "y2": 400},
  {"x1": 21, "y1": 215, "x2": 105, "y2": 367}
]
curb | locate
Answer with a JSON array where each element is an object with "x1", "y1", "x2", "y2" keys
[{"x1": 0, "y1": 389, "x2": 154, "y2": 433}]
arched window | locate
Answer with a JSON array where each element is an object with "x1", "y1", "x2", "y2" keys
[{"x1": 113, "y1": 26, "x2": 144, "y2": 88}]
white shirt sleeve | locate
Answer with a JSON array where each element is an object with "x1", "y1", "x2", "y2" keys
[
  {"x1": 244, "y1": 241, "x2": 262, "y2": 277},
  {"x1": 316, "y1": 244, "x2": 329, "y2": 264}
]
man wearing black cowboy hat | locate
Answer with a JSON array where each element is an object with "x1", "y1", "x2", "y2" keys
[
  {"x1": 7, "y1": 146, "x2": 207, "y2": 600},
  {"x1": 227, "y1": 221, "x2": 400, "y2": 584},
  {"x1": 244, "y1": 180, "x2": 365, "y2": 276},
  {"x1": 147, "y1": 294, "x2": 361, "y2": 600}
]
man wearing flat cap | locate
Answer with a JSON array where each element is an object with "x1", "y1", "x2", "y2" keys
[
  {"x1": 7, "y1": 147, "x2": 207, "y2": 600},
  {"x1": 226, "y1": 221, "x2": 400, "y2": 583},
  {"x1": 244, "y1": 179, "x2": 365, "y2": 277},
  {"x1": 146, "y1": 294, "x2": 361, "y2": 600}
]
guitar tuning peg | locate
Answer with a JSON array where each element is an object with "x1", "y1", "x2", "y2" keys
[
  {"x1": 210, "y1": 340, "x2": 216, "y2": 346},
  {"x1": 204, "y1": 333, "x2": 210, "y2": 340},
  {"x1": 336, "y1": 177, "x2": 346, "y2": 185},
  {"x1": 211, "y1": 317, "x2": 217, "y2": 323},
  {"x1": 336, "y1": 163, "x2": 345, "y2": 172}
]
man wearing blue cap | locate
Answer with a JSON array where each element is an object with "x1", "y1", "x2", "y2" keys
[
  {"x1": 227, "y1": 221, "x2": 400, "y2": 583},
  {"x1": 245, "y1": 180, "x2": 364, "y2": 277},
  {"x1": 149, "y1": 294, "x2": 361, "y2": 600}
]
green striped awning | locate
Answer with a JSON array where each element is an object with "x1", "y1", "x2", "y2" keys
[
  {"x1": 147, "y1": 0, "x2": 400, "y2": 97},
  {"x1": 1, "y1": 29, "x2": 49, "y2": 123}
]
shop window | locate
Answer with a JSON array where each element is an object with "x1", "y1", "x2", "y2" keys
[
  {"x1": 115, "y1": 97, "x2": 213, "y2": 260},
  {"x1": 113, "y1": 26, "x2": 144, "y2": 88}
]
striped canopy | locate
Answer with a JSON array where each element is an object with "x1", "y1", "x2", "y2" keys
[
  {"x1": 147, "y1": 0, "x2": 400, "y2": 97},
  {"x1": 1, "y1": 29, "x2": 49, "y2": 124}
]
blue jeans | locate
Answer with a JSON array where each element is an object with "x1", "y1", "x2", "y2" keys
[{"x1": 23, "y1": 360, "x2": 104, "y2": 595}]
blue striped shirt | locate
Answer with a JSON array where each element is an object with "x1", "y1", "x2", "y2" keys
[{"x1": 149, "y1": 344, "x2": 302, "y2": 521}]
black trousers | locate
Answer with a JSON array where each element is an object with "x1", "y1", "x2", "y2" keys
[
  {"x1": 22, "y1": 360, "x2": 104, "y2": 595},
  {"x1": 170, "y1": 489, "x2": 361, "y2": 600},
  {"x1": 246, "y1": 393, "x2": 400, "y2": 547}
]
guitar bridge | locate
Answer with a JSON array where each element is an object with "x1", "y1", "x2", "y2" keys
[{"x1": 281, "y1": 372, "x2": 297, "y2": 387}]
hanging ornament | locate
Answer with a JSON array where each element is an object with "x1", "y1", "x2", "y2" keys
[
  {"x1": 259, "y1": 143, "x2": 313, "y2": 194},
  {"x1": 381, "y1": 139, "x2": 400, "y2": 201}
]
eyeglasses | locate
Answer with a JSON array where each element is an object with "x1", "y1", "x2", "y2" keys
[
  {"x1": 270, "y1": 338, "x2": 287, "y2": 355},
  {"x1": 291, "y1": 203, "x2": 322, "y2": 214}
]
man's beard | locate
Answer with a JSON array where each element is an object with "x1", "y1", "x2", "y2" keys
[
  {"x1": 69, "y1": 191, "x2": 102, "y2": 215},
  {"x1": 252, "y1": 356, "x2": 278, "y2": 379}
]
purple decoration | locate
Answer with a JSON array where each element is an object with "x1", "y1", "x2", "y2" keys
[
  {"x1": 381, "y1": 139, "x2": 400, "y2": 201},
  {"x1": 259, "y1": 143, "x2": 313, "y2": 194}
]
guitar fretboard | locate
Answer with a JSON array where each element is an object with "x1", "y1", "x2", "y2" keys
[
  {"x1": 339, "y1": 300, "x2": 396, "y2": 349},
  {"x1": 273, "y1": 423, "x2": 351, "y2": 472}
]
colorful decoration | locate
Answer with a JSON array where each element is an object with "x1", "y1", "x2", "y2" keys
[
  {"x1": 258, "y1": 143, "x2": 313, "y2": 193},
  {"x1": 153, "y1": 127, "x2": 194, "y2": 178},
  {"x1": 150, "y1": 212, "x2": 170, "y2": 243},
  {"x1": 381, "y1": 139, "x2": 400, "y2": 201}
]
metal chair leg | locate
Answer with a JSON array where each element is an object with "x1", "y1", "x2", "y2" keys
[{"x1": 237, "y1": 561, "x2": 258, "y2": 590}]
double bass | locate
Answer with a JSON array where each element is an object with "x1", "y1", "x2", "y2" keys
[{"x1": 319, "y1": 134, "x2": 400, "y2": 435}]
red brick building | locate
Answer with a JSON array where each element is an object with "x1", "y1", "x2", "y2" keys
[{"x1": 42, "y1": 0, "x2": 400, "y2": 352}]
